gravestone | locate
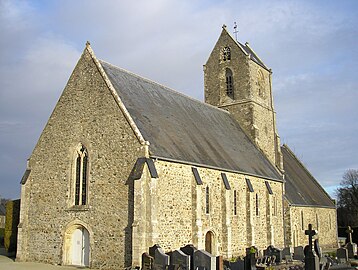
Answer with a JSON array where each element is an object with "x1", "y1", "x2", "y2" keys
[
  {"x1": 142, "y1": 252, "x2": 154, "y2": 270},
  {"x1": 313, "y1": 240, "x2": 322, "y2": 260},
  {"x1": 283, "y1": 247, "x2": 293, "y2": 262},
  {"x1": 245, "y1": 247, "x2": 257, "y2": 270},
  {"x1": 304, "y1": 224, "x2": 319, "y2": 270},
  {"x1": 216, "y1": 256, "x2": 224, "y2": 270},
  {"x1": 170, "y1": 249, "x2": 190, "y2": 270},
  {"x1": 180, "y1": 244, "x2": 197, "y2": 270},
  {"x1": 149, "y1": 244, "x2": 163, "y2": 258},
  {"x1": 336, "y1": 247, "x2": 348, "y2": 264},
  {"x1": 345, "y1": 226, "x2": 357, "y2": 259},
  {"x1": 263, "y1": 245, "x2": 282, "y2": 263},
  {"x1": 149, "y1": 244, "x2": 170, "y2": 270},
  {"x1": 293, "y1": 246, "x2": 305, "y2": 261},
  {"x1": 194, "y1": 250, "x2": 216, "y2": 270},
  {"x1": 223, "y1": 257, "x2": 245, "y2": 270}
]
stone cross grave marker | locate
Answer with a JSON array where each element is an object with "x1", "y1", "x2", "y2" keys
[
  {"x1": 336, "y1": 247, "x2": 348, "y2": 264},
  {"x1": 293, "y1": 246, "x2": 304, "y2": 261},
  {"x1": 345, "y1": 226, "x2": 357, "y2": 259},
  {"x1": 194, "y1": 249, "x2": 216, "y2": 270},
  {"x1": 304, "y1": 224, "x2": 319, "y2": 270},
  {"x1": 170, "y1": 249, "x2": 190, "y2": 270},
  {"x1": 142, "y1": 252, "x2": 154, "y2": 270}
]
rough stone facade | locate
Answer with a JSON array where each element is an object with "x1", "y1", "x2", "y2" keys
[
  {"x1": 17, "y1": 47, "x2": 146, "y2": 269},
  {"x1": 204, "y1": 26, "x2": 283, "y2": 171},
  {"x1": 17, "y1": 26, "x2": 338, "y2": 270},
  {"x1": 285, "y1": 205, "x2": 338, "y2": 248}
]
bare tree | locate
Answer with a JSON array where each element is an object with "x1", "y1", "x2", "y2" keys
[{"x1": 336, "y1": 169, "x2": 358, "y2": 227}]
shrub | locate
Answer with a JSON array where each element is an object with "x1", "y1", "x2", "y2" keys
[{"x1": 4, "y1": 199, "x2": 20, "y2": 253}]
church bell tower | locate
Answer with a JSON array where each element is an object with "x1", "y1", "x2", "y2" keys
[{"x1": 204, "y1": 25, "x2": 283, "y2": 171}]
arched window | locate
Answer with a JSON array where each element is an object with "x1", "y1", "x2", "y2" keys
[
  {"x1": 233, "y1": 190, "x2": 237, "y2": 216},
  {"x1": 255, "y1": 193, "x2": 259, "y2": 216},
  {"x1": 225, "y1": 68, "x2": 234, "y2": 99},
  {"x1": 205, "y1": 186, "x2": 210, "y2": 214},
  {"x1": 74, "y1": 145, "x2": 88, "y2": 205},
  {"x1": 257, "y1": 70, "x2": 265, "y2": 98},
  {"x1": 222, "y1": 46, "x2": 231, "y2": 61}
]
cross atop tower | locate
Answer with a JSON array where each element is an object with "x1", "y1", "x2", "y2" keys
[
  {"x1": 346, "y1": 226, "x2": 354, "y2": 243},
  {"x1": 233, "y1": 22, "x2": 238, "y2": 41}
]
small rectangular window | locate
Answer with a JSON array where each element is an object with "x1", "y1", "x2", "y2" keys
[{"x1": 192, "y1": 167, "x2": 203, "y2": 185}]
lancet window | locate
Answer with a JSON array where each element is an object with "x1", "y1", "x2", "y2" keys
[
  {"x1": 226, "y1": 68, "x2": 234, "y2": 99},
  {"x1": 74, "y1": 145, "x2": 88, "y2": 205}
]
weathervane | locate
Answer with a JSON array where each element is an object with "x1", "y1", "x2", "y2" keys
[{"x1": 233, "y1": 21, "x2": 238, "y2": 41}]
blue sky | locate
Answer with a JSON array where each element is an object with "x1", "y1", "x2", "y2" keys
[{"x1": 0, "y1": 0, "x2": 357, "y2": 199}]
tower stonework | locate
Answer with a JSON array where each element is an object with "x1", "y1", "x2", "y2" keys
[{"x1": 204, "y1": 25, "x2": 283, "y2": 170}]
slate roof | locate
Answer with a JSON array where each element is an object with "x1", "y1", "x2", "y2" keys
[
  {"x1": 239, "y1": 42, "x2": 268, "y2": 70},
  {"x1": 100, "y1": 60, "x2": 282, "y2": 181},
  {"x1": 281, "y1": 144, "x2": 335, "y2": 207}
]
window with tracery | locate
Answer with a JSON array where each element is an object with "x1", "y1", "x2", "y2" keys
[
  {"x1": 74, "y1": 145, "x2": 88, "y2": 205},
  {"x1": 255, "y1": 193, "x2": 259, "y2": 216},
  {"x1": 225, "y1": 68, "x2": 234, "y2": 99},
  {"x1": 222, "y1": 46, "x2": 231, "y2": 61}
]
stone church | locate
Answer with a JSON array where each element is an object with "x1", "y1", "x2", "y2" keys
[{"x1": 17, "y1": 26, "x2": 338, "y2": 269}]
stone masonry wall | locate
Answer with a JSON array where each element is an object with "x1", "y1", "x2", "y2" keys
[
  {"x1": 288, "y1": 205, "x2": 338, "y2": 248},
  {"x1": 204, "y1": 27, "x2": 281, "y2": 169},
  {"x1": 17, "y1": 48, "x2": 145, "y2": 270},
  {"x1": 152, "y1": 160, "x2": 285, "y2": 260}
]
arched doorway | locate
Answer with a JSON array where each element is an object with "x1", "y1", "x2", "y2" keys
[
  {"x1": 205, "y1": 231, "x2": 214, "y2": 254},
  {"x1": 63, "y1": 224, "x2": 90, "y2": 267}
]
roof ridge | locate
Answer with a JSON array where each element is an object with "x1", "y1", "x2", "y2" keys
[
  {"x1": 221, "y1": 26, "x2": 270, "y2": 71},
  {"x1": 99, "y1": 59, "x2": 231, "y2": 115},
  {"x1": 282, "y1": 144, "x2": 334, "y2": 204},
  {"x1": 244, "y1": 42, "x2": 270, "y2": 70}
]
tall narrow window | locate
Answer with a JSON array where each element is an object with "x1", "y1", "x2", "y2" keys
[
  {"x1": 329, "y1": 214, "x2": 332, "y2": 230},
  {"x1": 316, "y1": 214, "x2": 319, "y2": 230},
  {"x1": 255, "y1": 193, "x2": 259, "y2": 216},
  {"x1": 74, "y1": 145, "x2": 88, "y2": 205},
  {"x1": 233, "y1": 190, "x2": 237, "y2": 215},
  {"x1": 301, "y1": 211, "x2": 304, "y2": 230},
  {"x1": 206, "y1": 186, "x2": 210, "y2": 214},
  {"x1": 226, "y1": 68, "x2": 234, "y2": 99},
  {"x1": 222, "y1": 46, "x2": 231, "y2": 61}
]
